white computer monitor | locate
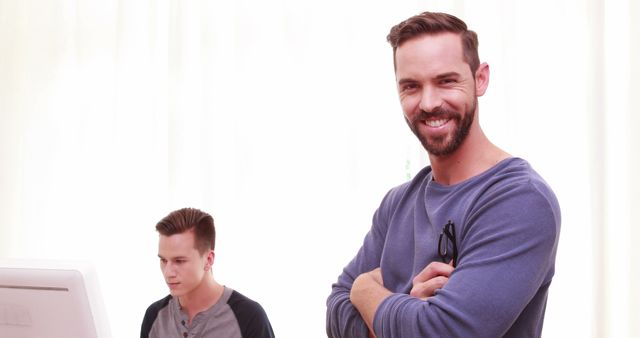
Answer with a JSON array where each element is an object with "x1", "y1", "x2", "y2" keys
[{"x1": 0, "y1": 259, "x2": 111, "y2": 338}]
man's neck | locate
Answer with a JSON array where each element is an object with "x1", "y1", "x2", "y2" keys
[
  {"x1": 178, "y1": 276, "x2": 224, "y2": 324},
  {"x1": 429, "y1": 129, "x2": 510, "y2": 186}
]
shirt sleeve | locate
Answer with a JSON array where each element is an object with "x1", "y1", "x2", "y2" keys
[
  {"x1": 372, "y1": 180, "x2": 561, "y2": 337},
  {"x1": 228, "y1": 291, "x2": 276, "y2": 338},
  {"x1": 326, "y1": 189, "x2": 397, "y2": 338},
  {"x1": 140, "y1": 295, "x2": 171, "y2": 338}
]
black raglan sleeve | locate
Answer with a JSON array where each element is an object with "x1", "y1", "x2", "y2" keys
[
  {"x1": 140, "y1": 295, "x2": 172, "y2": 338},
  {"x1": 228, "y1": 290, "x2": 275, "y2": 338}
]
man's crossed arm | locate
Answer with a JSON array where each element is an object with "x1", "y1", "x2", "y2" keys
[{"x1": 350, "y1": 261, "x2": 455, "y2": 336}]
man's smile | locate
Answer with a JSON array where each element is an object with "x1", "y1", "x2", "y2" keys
[{"x1": 424, "y1": 118, "x2": 450, "y2": 128}]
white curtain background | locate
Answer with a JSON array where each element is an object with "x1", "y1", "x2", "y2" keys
[{"x1": 1, "y1": 0, "x2": 638, "y2": 337}]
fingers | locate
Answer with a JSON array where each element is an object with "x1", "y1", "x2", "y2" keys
[
  {"x1": 408, "y1": 261, "x2": 455, "y2": 300},
  {"x1": 412, "y1": 261, "x2": 454, "y2": 285},
  {"x1": 409, "y1": 276, "x2": 449, "y2": 299}
]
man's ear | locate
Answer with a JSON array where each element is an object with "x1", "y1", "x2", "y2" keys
[
  {"x1": 205, "y1": 250, "x2": 215, "y2": 271},
  {"x1": 475, "y1": 62, "x2": 490, "y2": 97}
]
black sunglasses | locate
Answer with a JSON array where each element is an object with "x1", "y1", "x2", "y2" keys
[{"x1": 438, "y1": 220, "x2": 458, "y2": 267}]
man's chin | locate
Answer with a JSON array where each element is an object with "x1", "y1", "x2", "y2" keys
[
  {"x1": 170, "y1": 290, "x2": 187, "y2": 299},
  {"x1": 167, "y1": 285, "x2": 183, "y2": 296},
  {"x1": 421, "y1": 138, "x2": 454, "y2": 156}
]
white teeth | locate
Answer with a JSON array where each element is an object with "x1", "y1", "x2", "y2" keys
[{"x1": 425, "y1": 119, "x2": 448, "y2": 127}]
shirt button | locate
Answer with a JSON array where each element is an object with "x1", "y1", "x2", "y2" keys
[
  {"x1": 183, "y1": 332, "x2": 188, "y2": 338},
  {"x1": 181, "y1": 320, "x2": 186, "y2": 326}
]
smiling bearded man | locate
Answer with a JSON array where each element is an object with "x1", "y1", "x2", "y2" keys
[{"x1": 326, "y1": 12, "x2": 561, "y2": 338}]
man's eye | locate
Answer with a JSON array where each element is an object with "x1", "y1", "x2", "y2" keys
[{"x1": 401, "y1": 84, "x2": 417, "y2": 92}]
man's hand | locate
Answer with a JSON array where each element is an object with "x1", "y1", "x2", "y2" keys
[
  {"x1": 350, "y1": 268, "x2": 391, "y2": 337},
  {"x1": 410, "y1": 261, "x2": 455, "y2": 300}
]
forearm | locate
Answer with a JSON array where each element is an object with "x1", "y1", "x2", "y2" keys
[
  {"x1": 327, "y1": 195, "x2": 393, "y2": 337},
  {"x1": 350, "y1": 270, "x2": 392, "y2": 335},
  {"x1": 326, "y1": 268, "x2": 390, "y2": 338},
  {"x1": 326, "y1": 285, "x2": 371, "y2": 338}
]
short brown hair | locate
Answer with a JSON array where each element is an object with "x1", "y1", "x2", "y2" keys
[
  {"x1": 156, "y1": 208, "x2": 215, "y2": 254},
  {"x1": 387, "y1": 12, "x2": 480, "y2": 75}
]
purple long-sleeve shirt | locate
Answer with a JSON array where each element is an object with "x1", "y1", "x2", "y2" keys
[{"x1": 326, "y1": 158, "x2": 561, "y2": 338}]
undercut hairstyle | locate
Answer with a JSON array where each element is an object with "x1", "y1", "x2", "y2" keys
[
  {"x1": 386, "y1": 11, "x2": 480, "y2": 76},
  {"x1": 156, "y1": 208, "x2": 215, "y2": 254}
]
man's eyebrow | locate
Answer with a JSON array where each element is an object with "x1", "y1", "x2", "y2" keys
[
  {"x1": 397, "y1": 77, "x2": 417, "y2": 85},
  {"x1": 435, "y1": 72, "x2": 461, "y2": 79},
  {"x1": 157, "y1": 254, "x2": 186, "y2": 260},
  {"x1": 397, "y1": 72, "x2": 461, "y2": 84}
]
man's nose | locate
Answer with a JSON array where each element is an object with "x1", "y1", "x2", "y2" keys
[
  {"x1": 419, "y1": 86, "x2": 443, "y2": 113},
  {"x1": 163, "y1": 262, "x2": 176, "y2": 277}
]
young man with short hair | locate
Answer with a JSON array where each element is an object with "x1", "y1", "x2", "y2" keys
[{"x1": 141, "y1": 208, "x2": 275, "y2": 338}]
